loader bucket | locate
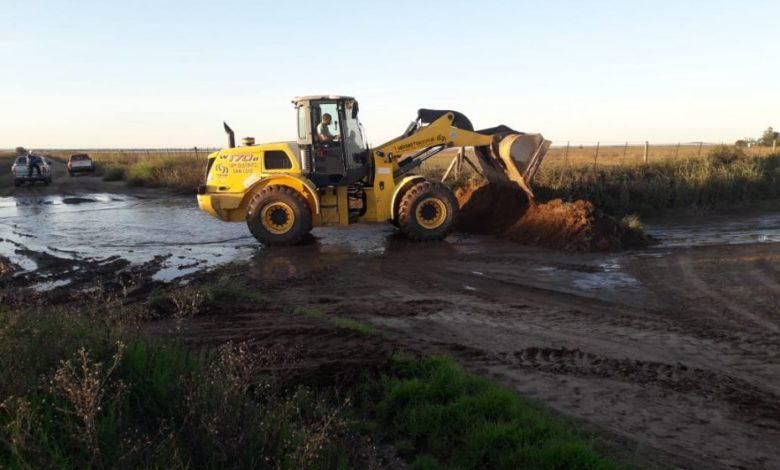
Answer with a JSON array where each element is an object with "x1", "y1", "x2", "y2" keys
[{"x1": 474, "y1": 132, "x2": 551, "y2": 200}]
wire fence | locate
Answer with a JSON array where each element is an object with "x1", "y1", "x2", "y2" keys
[
  {"x1": 12, "y1": 140, "x2": 780, "y2": 168},
  {"x1": 545, "y1": 141, "x2": 777, "y2": 166}
]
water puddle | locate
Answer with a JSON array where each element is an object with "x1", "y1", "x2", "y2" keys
[
  {"x1": 0, "y1": 193, "x2": 463, "y2": 282},
  {"x1": 647, "y1": 211, "x2": 780, "y2": 247},
  {"x1": 3, "y1": 191, "x2": 778, "y2": 290}
]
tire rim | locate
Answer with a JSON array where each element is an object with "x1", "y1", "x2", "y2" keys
[
  {"x1": 261, "y1": 202, "x2": 295, "y2": 234},
  {"x1": 415, "y1": 197, "x2": 447, "y2": 229}
]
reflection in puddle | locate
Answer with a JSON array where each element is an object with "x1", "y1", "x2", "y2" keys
[
  {"x1": 1, "y1": 193, "x2": 461, "y2": 282},
  {"x1": 534, "y1": 257, "x2": 639, "y2": 291},
  {"x1": 33, "y1": 278, "x2": 72, "y2": 291},
  {"x1": 647, "y1": 212, "x2": 780, "y2": 247}
]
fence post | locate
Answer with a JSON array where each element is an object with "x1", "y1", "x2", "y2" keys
[
  {"x1": 643, "y1": 141, "x2": 649, "y2": 164},
  {"x1": 621, "y1": 142, "x2": 628, "y2": 165},
  {"x1": 594, "y1": 142, "x2": 600, "y2": 166},
  {"x1": 564, "y1": 141, "x2": 570, "y2": 164},
  {"x1": 774, "y1": 140, "x2": 777, "y2": 153},
  {"x1": 674, "y1": 142, "x2": 680, "y2": 159},
  {"x1": 697, "y1": 142, "x2": 703, "y2": 157}
]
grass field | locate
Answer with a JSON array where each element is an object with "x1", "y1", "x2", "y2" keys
[
  {"x1": 0, "y1": 280, "x2": 618, "y2": 469},
  {"x1": 47, "y1": 150, "x2": 208, "y2": 192},
  {"x1": 544, "y1": 143, "x2": 773, "y2": 167}
]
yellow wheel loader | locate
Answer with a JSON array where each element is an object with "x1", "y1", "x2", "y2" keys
[{"x1": 197, "y1": 95, "x2": 550, "y2": 245}]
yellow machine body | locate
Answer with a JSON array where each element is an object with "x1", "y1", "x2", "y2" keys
[
  {"x1": 197, "y1": 96, "x2": 550, "y2": 245},
  {"x1": 198, "y1": 113, "x2": 490, "y2": 226}
]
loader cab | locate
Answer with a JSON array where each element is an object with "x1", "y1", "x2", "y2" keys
[{"x1": 294, "y1": 95, "x2": 370, "y2": 187}]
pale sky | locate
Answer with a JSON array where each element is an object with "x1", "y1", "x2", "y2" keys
[{"x1": 1, "y1": 0, "x2": 778, "y2": 148}]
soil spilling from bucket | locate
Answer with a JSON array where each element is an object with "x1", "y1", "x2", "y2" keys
[{"x1": 456, "y1": 181, "x2": 651, "y2": 251}]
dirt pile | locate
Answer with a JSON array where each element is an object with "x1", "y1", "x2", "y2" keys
[{"x1": 456, "y1": 181, "x2": 651, "y2": 251}]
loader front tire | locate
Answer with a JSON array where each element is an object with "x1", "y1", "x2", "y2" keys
[
  {"x1": 246, "y1": 185, "x2": 312, "y2": 246},
  {"x1": 397, "y1": 180, "x2": 458, "y2": 241}
]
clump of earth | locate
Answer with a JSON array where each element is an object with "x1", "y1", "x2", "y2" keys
[{"x1": 456, "y1": 181, "x2": 652, "y2": 251}]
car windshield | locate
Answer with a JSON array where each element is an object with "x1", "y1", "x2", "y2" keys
[
  {"x1": 72, "y1": 155, "x2": 89, "y2": 161},
  {"x1": 15, "y1": 157, "x2": 27, "y2": 164}
]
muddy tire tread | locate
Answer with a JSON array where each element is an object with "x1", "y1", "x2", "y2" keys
[
  {"x1": 246, "y1": 185, "x2": 312, "y2": 246},
  {"x1": 397, "y1": 180, "x2": 458, "y2": 241}
]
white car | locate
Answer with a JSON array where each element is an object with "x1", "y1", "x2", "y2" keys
[
  {"x1": 12, "y1": 155, "x2": 52, "y2": 186},
  {"x1": 67, "y1": 153, "x2": 95, "y2": 176}
]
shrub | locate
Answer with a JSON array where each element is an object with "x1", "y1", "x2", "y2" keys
[
  {"x1": 0, "y1": 311, "x2": 356, "y2": 469},
  {"x1": 707, "y1": 145, "x2": 745, "y2": 165},
  {"x1": 535, "y1": 154, "x2": 780, "y2": 216},
  {"x1": 100, "y1": 167, "x2": 125, "y2": 182}
]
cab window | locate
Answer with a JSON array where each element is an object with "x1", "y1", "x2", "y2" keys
[
  {"x1": 314, "y1": 103, "x2": 339, "y2": 142},
  {"x1": 264, "y1": 150, "x2": 292, "y2": 170},
  {"x1": 297, "y1": 107, "x2": 308, "y2": 140}
]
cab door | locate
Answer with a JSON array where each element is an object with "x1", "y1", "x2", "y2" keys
[{"x1": 310, "y1": 101, "x2": 347, "y2": 185}]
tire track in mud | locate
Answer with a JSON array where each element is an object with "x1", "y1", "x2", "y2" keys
[
  {"x1": 322, "y1": 246, "x2": 779, "y2": 468},
  {"x1": 493, "y1": 346, "x2": 780, "y2": 426},
  {"x1": 676, "y1": 256, "x2": 779, "y2": 333}
]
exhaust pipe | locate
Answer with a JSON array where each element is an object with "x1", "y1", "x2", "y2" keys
[{"x1": 223, "y1": 122, "x2": 235, "y2": 148}]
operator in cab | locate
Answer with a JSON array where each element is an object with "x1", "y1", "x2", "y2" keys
[{"x1": 316, "y1": 113, "x2": 339, "y2": 143}]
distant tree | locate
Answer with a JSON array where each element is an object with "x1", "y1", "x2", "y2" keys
[
  {"x1": 760, "y1": 127, "x2": 778, "y2": 146},
  {"x1": 734, "y1": 139, "x2": 747, "y2": 147},
  {"x1": 15, "y1": 146, "x2": 27, "y2": 155}
]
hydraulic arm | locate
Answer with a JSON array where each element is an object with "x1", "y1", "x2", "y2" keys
[{"x1": 373, "y1": 109, "x2": 550, "y2": 199}]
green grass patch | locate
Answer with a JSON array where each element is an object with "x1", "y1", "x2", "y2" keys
[
  {"x1": 355, "y1": 355, "x2": 618, "y2": 469},
  {"x1": 292, "y1": 306, "x2": 386, "y2": 337},
  {"x1": 204, "y1": 275, "x2": 269, "y2": 305}
]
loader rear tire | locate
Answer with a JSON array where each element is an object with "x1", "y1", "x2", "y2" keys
[
  {"x1": 246, "y1": 185, "x2": 312, "y2": 246},
  {"x1": 397, "y1": 180, "x2": 458, "y2": 241}
]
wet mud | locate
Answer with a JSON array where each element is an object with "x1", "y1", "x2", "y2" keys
[
  {"x1": 262, "y1": 240, "x2": 780, "y2": 469},
  {"x1": 456, "y1": 181, "x2": 652, "y2": 251}
]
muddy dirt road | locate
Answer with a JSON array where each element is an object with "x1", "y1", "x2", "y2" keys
[
  {"x1": 259, "y1": 234, "x2": 780, "y2": 469},
  {"x1": 2, "y1": 176, "x2": 780, "y2": 468}
]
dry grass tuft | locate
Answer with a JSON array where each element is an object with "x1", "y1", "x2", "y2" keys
[{"x1": 51, "y1": 342, "x2": 126, "y2": 464}]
